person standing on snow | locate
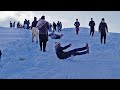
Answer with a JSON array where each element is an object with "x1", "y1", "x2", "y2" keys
[
  {"x1": 31, "y1": 17, "x2": 38, "y2": 43},
  {"x1": 55, "y1": 42, "x2": 89, "y2": 59},
  {"x1": 74, "y1": 19, "x2": 80, "y2": 35},
  {"x1": 59, "y1": 22, "x2": 62, "y2": 31},
  {"x1": 57, "y1": 21, "x2": 61, "y2": 32},
  {"x1": 27, "y1": 20, "x2": 30, "y2": 29},
  {"x1": 49, "y1": 23, "x2": 52, "y2": 32},
  {"x1": 24, "y1": 19, "x2": 27, "y2": 29},
  {"x1": 10, "y1": 21, "x2": 12, "y2": 28},
  {"x1": 53, "y1": 22, "x2": 57, "y2": 32},
  {"x1": 13, "y1": 21, "x2": 15, "y2": 28},
  {"x1": 89, "y1": 18, "x2": 95, "y2": 36},
  {"x1": 98, "y1": 18, "x2": 108, "y2": 44},
  {"x1": 36, "y1": 15, "x2": 49, "y2": 52}
]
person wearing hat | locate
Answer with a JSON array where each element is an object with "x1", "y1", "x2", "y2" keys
[
  {"x1": 0, "y1": 49, "x2": 2, "y2": 60},
  {"x1": 31, "y1": 17, "x2": 38, "y2": 43},
  {"x1": 74, "y1": 19, "x2": 80, "y2": 35},
  {"x1": 55, "y1": 42, "x2": 89, "y2": 59},
  {"x1": 98, "y1": 18, "x2": 108, "y2": 44},
  {"x1": 36, "y1": 15, "x2": 49, "y2": 52}
]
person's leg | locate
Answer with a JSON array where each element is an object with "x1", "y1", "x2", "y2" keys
[
  {"x1": 34, "y1": 28, "x2": 38, "y2": 43},
  {"x1": 43, "y1": 42, "x2": 46, "y2": 52},
  {"x1": 92, "y1": 30, "x2": 94, "y2": 36},
  {"x1": 90, "y1": 30, "x2": 91, "y2": 36},
  {"x1": 74, "y1": 50, "x2": 88, "y2": 56},
  {"x1": 39, "y1": 34, "x2": 42, "y2": 51},
  {"x1": 32, "y1": 31, "x2": 34, "y2": 42},
  {"x1": 104, "y1": 33, "x2": 106, "y2": 44},
  {"x1": 76, "y1": 29, "x2": 78, "y2": 35},
  {"x1": 101, "y1": 33, "x2": 103, "y2": 44},
  {"x1": 67, "y1": 45, "x2": 87, "y2": 55},
  {"x1": 40, "y1": 41, "x2": 42, "y2": 51}
]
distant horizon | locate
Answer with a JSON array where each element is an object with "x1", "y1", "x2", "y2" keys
[{"x1": 0, "y1": 11, "x2": 120, "y2": 33}]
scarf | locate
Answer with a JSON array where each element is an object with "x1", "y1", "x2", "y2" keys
[{"x1": 36, "y1": 18, "x2": 47, "y2": 29}]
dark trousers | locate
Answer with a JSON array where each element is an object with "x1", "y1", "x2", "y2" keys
[
  {"x1": 39, "y1": 34, "x2": 48, "y2": 51},
  {"x1": 76, "y1": 27, "x2": 79, "y2": 35},
  {"x1": 67, "y1": 46, "x2": 87, "y2": 57},
  {"x1": 53, "y1": 27, "x2": 56, "y2": 32},
  {"x1": 101, "y1": 32, "x2": 106, "y2": 44},
  {"x1": 90, "y1": 30, "x2": 94, "y2": 36},
  {"x1": 40, "y1": 41, "x2": 46, "y2": 51},
  {"x1": 76, "y1": 30, "x2": 79, "y2": 35}
]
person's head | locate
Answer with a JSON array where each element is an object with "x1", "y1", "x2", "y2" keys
[
  {"x1": 41, "y1": 15, "x2": 45, "y2": 19},
  {"x1": 76, "y1": 19, "x2": 78, "y2": 21},
  {"x1": 91, "y1": 18, "x2": 93, "y2": 21},
  {"x1": 34, "y1": 17, "x2": 37, "y2": 21},
  {"x1": 102, "y1": 18, "x2": 105, "y2": 21},
  {"x1": 55, "y1": 42, "x2": 61, "y2": 47}
]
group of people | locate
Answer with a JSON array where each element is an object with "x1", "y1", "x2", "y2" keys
[
  {"x1": 10, "y1": 21, "x2": 16, "y2": 28},
  {"x1": 23, "y1": 19, "x2": 30, "y2": 29},
  {"x1": 10, "y1": 21, "x2": 24, "y2": 28},
  {"x1": 74, "y1": 18, "x2": 108, "y2": 44},
  {"x1": 7, "y1": 16, "x2": 108, "y2": 60},
  {"x1": 52, "y1": 21, "x2": 62, "y2": 32},
  {"x1": 30, "y1": 15, "x2": 89, "y2": 59},
  {"x1": 89, "y1": 18, "x2": 108, "y2": 44}
]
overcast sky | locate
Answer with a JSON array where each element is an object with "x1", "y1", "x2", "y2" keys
[{"x1": 0, "y1": 11, "x2": 120, "y2": 33}]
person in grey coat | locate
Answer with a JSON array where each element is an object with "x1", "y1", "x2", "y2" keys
[{"x1": 36, "y1": 15, "x2": 49, "y2": 52}]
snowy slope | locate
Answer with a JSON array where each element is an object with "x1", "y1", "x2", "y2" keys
[{"x1": 0, "y1": 27, "x2": 120, "y2": 79}]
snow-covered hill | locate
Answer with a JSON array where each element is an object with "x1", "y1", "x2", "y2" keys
[{"x1": 0, "y1": 27, "x2": 120, "y2": 79}]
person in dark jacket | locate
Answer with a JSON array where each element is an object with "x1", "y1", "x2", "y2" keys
[
  {"x1": 27, "y1": 20, "x2": 30, "y2": 29},
  {"x1": 57, "y1": 21, "x2": 61, "y2": 32},
  {"x1": 55, "y1": 42, "x2": 89, "y2": 59},
  {"x1": 49, "y1": 32, "x2": 63, "y2": 39},
  {"x1": 10, "y1": 21, "x2": 12, "y2": 28},
  {"x1": 13, "y1": 21, "x2": 15, "y2": 28},
  {"x1": 31, "y1": 17, "x2": 38, "y2": 43},
  {"x1": 74, "y1": 19, "x2": 80, "y2": 35},
  {"x1": 36, "y1": 15, "x2": 49, "y2": 52},
  {"x1": 17, "y1": 21, "x2": 20, "y2": 28},
  {"x1": 53, "y1": 22, "x2": 57, "y2": 32},
  {"x1": 0, "y1": 49, "x2": 2, "y2": 60},
  {"x1": 89, "y1": 18, "x2": 95, "y2": 36},
  {"x1": 24, "y1": 19, "x2": 27, "y2": 29},
  {"x1": 49, "y1": 23, "x2": 52, "y2": 32},
  {"x1": 59, "y1": 22, "x2": 62, "y2": 31},
  {"x1": 99, "y1": 18, "x2": 108, "y2": 44}
]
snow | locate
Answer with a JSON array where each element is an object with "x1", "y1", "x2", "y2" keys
[{"x1": 0, "y1": 27, "x2": 120, "y2": 79}]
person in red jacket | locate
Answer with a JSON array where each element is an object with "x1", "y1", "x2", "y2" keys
[{"x1": 74, "y1": 19, "x2": 80, "y2": 35}]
